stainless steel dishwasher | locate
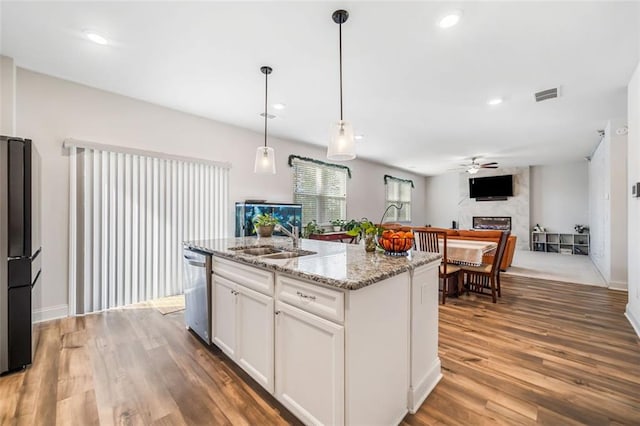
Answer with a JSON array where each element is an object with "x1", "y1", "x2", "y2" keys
[{"x1": 183, "y1": 248, "x2": 212, "y2": 343}]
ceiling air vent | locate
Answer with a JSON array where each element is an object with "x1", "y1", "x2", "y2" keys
[{"x1": 534, "y1": 87, "x2": 559, "y2": 102}]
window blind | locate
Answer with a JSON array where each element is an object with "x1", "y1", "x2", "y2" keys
[
  {"x1": 292, "y1": 158, "x2": 347, "y2": 225},
  {"x1": 385, "y1": 177, "x2": 412, "y2": 222},
  {"x1": 68, "y1": 144, "x2": 229, "y2": 314}
]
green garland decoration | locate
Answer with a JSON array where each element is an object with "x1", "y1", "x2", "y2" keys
[
  {"x1": 288, "y1": 155, "x2": 352, "y2": 178},
  {"x1": 384, "y1": 174, "x2": 414, "y2": 188}
]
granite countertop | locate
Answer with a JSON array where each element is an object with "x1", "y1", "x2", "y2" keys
[{"x1": 184, "y1": 236, "x2": 442, "y2": 291}]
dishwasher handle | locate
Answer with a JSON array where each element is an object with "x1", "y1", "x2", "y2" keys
[{"x1": 183, "y1": 255, "x2": 206, "y2": 268}]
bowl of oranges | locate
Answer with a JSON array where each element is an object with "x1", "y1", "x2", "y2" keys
[{"x1": 378, "y1": 230, "x2": 415, "y2": 256}]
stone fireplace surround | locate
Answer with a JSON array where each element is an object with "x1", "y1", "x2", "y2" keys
[{"x1": 458, "y1": 167, "x2": 530, "y2": 250}]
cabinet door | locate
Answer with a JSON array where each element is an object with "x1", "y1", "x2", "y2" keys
[
  {"x1": 409, "y1": 262, "x2": 442, "y2": 412},
  {"x1": 213, "y1": 274, "x2": 237, "y2": 358},
  {"x1": 236, "y1": 285, "x2": 274, "y2": 393},
  {"x1": 275, "y1": 301, "x2": 344, "y2": 426}
]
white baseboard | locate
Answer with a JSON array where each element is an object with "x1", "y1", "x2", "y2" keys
[
  {"x1": 626, "y1": 305, "x2": 640, "y2": 338},
  {"x1": 608, "y1": 281, "x2": 628, "y2": 291},
  {"x1": 408, "y1": 358, "x2": 443, "y2": 414},
  {"x1": 33, "y1": 304, "x2": 68, "y2": 323}
]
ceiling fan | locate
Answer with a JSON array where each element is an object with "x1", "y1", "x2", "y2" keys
[{"x1": 461, "y1": 157, "x2": 498, "y2": 174}]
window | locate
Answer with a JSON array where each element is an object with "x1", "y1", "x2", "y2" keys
[
  {"x1": 292, "y1": 157, "x2": 348, "y2": 225},
  {"x1": 385, "y1": 176, "x2": 412, "y2": 222}
]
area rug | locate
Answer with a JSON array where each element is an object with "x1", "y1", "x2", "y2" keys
[{"x1": 148, "y1": 294, "x2": 185, "y2": 315}]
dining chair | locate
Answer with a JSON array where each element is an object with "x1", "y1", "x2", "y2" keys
[
  {"x1": 414, "y1": 229, "x2": 461, "y2": 304},
  {"x1": 461, "y1": 230, "x2": 510, "y2": 303}
]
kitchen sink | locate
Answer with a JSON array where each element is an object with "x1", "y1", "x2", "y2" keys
[
  {"x1": 260, "y1": 249, "x2": 316, "y2": 259},
  {"x1": 231, "y1": 246, "x2": 284, "y2": 256},
  {"x1": 229, "y1": 246, "x2": 316, "y2": 259}
]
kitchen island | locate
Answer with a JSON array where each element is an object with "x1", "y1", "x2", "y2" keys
[{"x1": 184, "y1": 236, "x2": 442, "y2": 426}]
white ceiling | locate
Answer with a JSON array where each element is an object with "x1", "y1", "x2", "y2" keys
[{"x1": 2, "y1": 1, "x2": 639, "y2": 175}]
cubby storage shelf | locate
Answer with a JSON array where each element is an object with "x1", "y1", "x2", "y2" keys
[{"x1": 531, "y1": 232, "x2": 590, "y2": 255}]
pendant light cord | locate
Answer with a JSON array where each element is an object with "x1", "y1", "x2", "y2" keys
[
  {"x1": 339, "y1": 21, "x2": 343, "y2": 121},
  {"x1": 264, "y1": 70, "x2": 268, "y2": 148}
]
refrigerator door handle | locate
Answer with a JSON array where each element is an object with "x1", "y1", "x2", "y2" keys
[
  {"x1": 31, "y1": 270, "x2": 41, "y2": 289},
  {"x1": 30, "y1": 248, "x2": 41, "y2": 261}
]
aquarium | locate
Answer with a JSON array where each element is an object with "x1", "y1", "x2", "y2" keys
[{"x1": 235, "y1": 202, "x2": 303, "y2": 237}]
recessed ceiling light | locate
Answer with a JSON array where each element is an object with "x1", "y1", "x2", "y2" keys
[
  {"x1": 272, "y1": 103, "x2": 286, "y2": 110},
  {"x1": 354, "y1": 134, "x2": 364, "y2": 140},
  {"x1": 438, "y1": 11, "x2": 462, "y2": 29},
  {"x1": 84, "y1": 30, "x2": 108, "y2": 45},
  {"x1": 487, "y1": 98, "x2": 503, "y2": 106}
]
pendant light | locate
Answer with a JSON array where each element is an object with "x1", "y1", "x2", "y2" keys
[
  {"x1": 327, "y1": 9, "x2": 356, "y2": 161},
  {"x1": 254, "y1": 66, "x2": 276, "y2": 174}
]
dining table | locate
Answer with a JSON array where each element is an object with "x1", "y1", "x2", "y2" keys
[{"x1": 439, "y1": 239, "x2": 497, "y2": 266}]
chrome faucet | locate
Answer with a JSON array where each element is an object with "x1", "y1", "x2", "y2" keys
[{"x1": 275, "y1": 222, "x2": 299, "y2": 248}]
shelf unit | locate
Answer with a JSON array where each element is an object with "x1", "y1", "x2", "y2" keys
[{"x1": 531, "y1": 232, "x2": 589, "y2": 255}]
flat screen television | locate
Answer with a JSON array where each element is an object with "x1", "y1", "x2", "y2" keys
[{"x1": 469, "y1": 175, "x2": 513, "y2": 199}]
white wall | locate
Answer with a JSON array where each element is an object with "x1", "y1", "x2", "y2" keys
[
  {"x1": 627, "y1": 61, "x2": 640, "y2": 336},
  {"x1": 588, "y1": 119, "x2": 628, "y2": 289},
  {"x1": 423, "y1": 173, "x2": 459, "y2": 228},
  {"x1": 15, "y1": 68, "x2": 426, "y2": 320},
  {"x1": 589, "y1": 131, "x2": 611, "y2": 281},
  {"x1": 530, "y1": 162, "x2": 589, "y2": 233},
  {"x1": 610, "y1": 120, "x2": 629, "y2": 288},
  {"x1": 0, "y1": 55, "x2": 16, "y2": 135}
]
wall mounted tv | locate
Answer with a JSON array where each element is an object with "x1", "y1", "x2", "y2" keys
[{"x1": 469, "y1": 175, "x2": 513, "y2": 199}]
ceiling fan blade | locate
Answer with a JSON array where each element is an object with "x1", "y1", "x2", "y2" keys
[
  {"x1": 481, "y1": 165, "x2": 499, "y2": 168},
  {"x1": 481, "y1": 162, "x2": 498, "y2": 166}
]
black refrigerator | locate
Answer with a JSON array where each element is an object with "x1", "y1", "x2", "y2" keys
[{"x1": 1, "y1": 136, "x2": 42, "y2": 374}]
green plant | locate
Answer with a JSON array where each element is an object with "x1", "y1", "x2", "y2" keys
[
  {"x1": 330, "y1": 219, "x2": 346, "y2": 228},
  {"x1": 302, "y1": 220, "x2": 324, "y2": 238},
  {"x1": 344, "y1": 219, "x2": 360, "y2": 232},
  {"x1": 252, "y1": 213, "x2": 279, "y2": 227},
  {"x1": 345, "y1": 218, "x2": 380, "y2": 237}
]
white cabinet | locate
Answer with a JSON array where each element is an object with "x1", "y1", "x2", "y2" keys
[
  {"x1": 213, "y1": 274, "x2": 237, "y2": 358},
  {"x1": 210, "y1": 255, "x2": 442, "y2": 425},
  {"x1": 212, "y1": 260, "x2": 275, "y2": 393},
  {"x1": 236, "y1": 284, "x2": 274, "y2": 392},
  {"x1": 531, "y1": 231, "x2": 590, "y2": 255},
  {"x1": 274, "y1": 299, "x2": 344, "y2": 426}
]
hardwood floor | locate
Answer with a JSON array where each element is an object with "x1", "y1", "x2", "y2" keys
[
  {"x1": 404, "y1": 276, "x2": 640, "y2": 425},
  {"x1": 1, "y1": 275, "x2": 639, "y2": 425}
]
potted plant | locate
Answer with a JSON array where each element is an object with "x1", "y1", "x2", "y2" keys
[
  {"x1": 252, "y1": 213, "x2": 279, "y2": 237},
  {"x1": 346, "y1": 219, "x2": 380, "y2": 252},
  {"x1": 330, "y1": 219, "x2": 346, "y2": 232},
  {"x1": 302, "y1": 220, "x2": 324, "y2": 238},
  {"x1": 344, "y1": 219, "x2": 360, "y2": 232}
]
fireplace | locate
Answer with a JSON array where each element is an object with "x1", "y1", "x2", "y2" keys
[{"x1": 473, "y1": 216, "x2": 511, "y2": 231}]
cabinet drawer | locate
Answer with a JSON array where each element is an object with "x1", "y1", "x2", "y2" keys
[
  {"x1": 276, "y1": 275, "x2": 344, "y2": 324},
  {"x1": 213, "y1": 256, "x2": 274, "y2": 296}
]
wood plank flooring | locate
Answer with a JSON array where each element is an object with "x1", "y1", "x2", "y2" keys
[{"x1": 1, "y1": 275, "x2": 639, "y2": 425}]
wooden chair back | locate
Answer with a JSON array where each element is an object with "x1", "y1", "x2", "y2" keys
[
  {"x1": 491, "y1": 230, "x2": 511, "y2": 276},
  {"x1": 416, "y1": 229, "x2": 440, "y2": 253},
  {"x1": 414, "y1": 230, "x2": 453, "y2": 275}
]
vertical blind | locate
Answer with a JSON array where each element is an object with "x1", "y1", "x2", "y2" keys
[
  {"x1": 68, "y1": 143, "x2": 229, "y2": 314},
  {"x1": 292, "y1": 158, "x2": 347, "y2": 225},
  {"x1": 385, "y1": 178, "x2": 412, "y2": 222}
]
